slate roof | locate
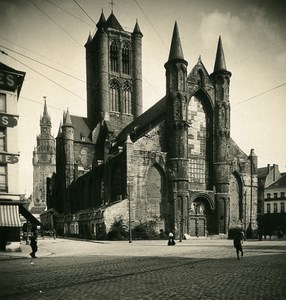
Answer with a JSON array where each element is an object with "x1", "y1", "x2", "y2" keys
[
  {"x1": 106, "y1": 12, "x2": 124, "y2": 31},
  {"x1": 70, "y1": 115, "x2": 93, "y2": 143},
  {"x1": 257, "y1": 166, "x2": 270, "y2": 178},
  {"x1": 267, "y1": 174, "x2": 286, "y2": 189}
]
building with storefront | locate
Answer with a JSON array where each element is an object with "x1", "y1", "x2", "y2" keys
[
  {"x1": 263, "y1": 171, "x2": 286, "y2": 235},
  {"x1": 0, "y1": 62, "x2": 40, "y2": 251},
  {"x1": 46, "y1": 12, "x2": 258, "y2": 240}
]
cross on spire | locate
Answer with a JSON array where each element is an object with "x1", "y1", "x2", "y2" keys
[{"x1": 110, "y1": 0, "x2": 115, "y2": 12}]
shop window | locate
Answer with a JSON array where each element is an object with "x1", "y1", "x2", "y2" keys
[
  {"x1": 0, "y1": 94, "x2": 6, "y2": 112},
  {"x1": 0, "y1": 128, "x2": 6, "y2": 151},
  {"x1": 0, "y1": 165, "x2": 7, "y2": 191},
  {"x1": 274, "y1": 203, "x2": 277, "y2": 213}
]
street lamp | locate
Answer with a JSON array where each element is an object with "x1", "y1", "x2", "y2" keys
[{"x1": 127, "y1": 185, "x2": 132, "y2": 243}]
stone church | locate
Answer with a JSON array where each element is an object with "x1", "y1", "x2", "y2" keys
[{"x1": 44, "y1": 11, "x2": 258, "y2": 239}]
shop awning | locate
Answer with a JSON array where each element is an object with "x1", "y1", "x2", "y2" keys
[
  {"x1": 19, "y1": 205, "x2": 41, "y2": 226},
  {"x1": 0, "y1": 204, "x2": 22, "y2": 227}
]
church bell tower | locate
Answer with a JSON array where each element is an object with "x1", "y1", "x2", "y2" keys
[{"x1": 85, "y1": 11, "x2": 143, "y2": 136}]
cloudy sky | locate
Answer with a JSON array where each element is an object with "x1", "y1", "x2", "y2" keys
[{"x1": 1, "y1": 0, "x2": 285, "y2": 196}]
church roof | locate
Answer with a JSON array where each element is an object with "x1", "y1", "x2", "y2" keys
[
  {"x1": 114, "y1": 97, "x2": 166, "y2": 145},
  {"x1": 106, "y1": 12, "x2": 124, "y2": 31},
  {"x1": 70, "y1": 115, "x2": 93, "y2": 143},
  {"x1": 133, "y1": 20, "x2": 143, "y2": 36}
]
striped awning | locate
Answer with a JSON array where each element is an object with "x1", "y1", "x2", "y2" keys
[{"x1": 0, "y1": 205, "x2": 22, "y2": 227}]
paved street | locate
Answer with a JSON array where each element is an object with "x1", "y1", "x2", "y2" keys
[{"x1": 1, "y1": 237, "x2": 286, "y2": 299}]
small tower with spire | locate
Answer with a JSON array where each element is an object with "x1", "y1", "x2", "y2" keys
[
  {"x1": 165, "y1": 22, "x2": 189, "y2": 239},
  {"x1": 62, "y1": 108, "x2": 75, "y2": 190},
  {"x1": 210, "y1": 36, "x2": 232, "y2": 234},
  {"x1": 32, "y1": 97, "x2": 56, "y2": 207}
]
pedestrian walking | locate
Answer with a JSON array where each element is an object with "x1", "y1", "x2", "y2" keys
[
  {"x1": 52, "y1": 228, "x2": 56, "y2": 240},
  {"x1": 30, "y1": 234, "x2": 38, "y2": 258},
  {"x1": 233, "y1": 231, "x2": 244, "y2": 260}
]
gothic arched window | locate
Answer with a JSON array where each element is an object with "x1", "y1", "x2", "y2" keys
[
  {"x1": 122, "y1": 84, "x2": 132, "y2": 114},
  {"x1": 110, "y1": 41, "x2": 118, "y2": 72},
  {"x1": 110, "y1": 82, "x2": 120, "y2": 112},
  {"x1": 122, "y1": 43, "x2": 130, "y2": 75}
]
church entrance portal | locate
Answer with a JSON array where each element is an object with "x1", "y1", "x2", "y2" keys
[{"x1": 189, "y1": 197, "x2": 213, "y2": 237}]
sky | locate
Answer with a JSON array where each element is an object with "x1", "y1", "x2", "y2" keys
[{"x1": 0, "y1": 0, "x2": 285, "y2": 196}]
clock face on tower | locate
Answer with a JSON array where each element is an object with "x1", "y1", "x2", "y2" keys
[{"x1": 41, "y1": 154, "x2": 48, "y2": 161}]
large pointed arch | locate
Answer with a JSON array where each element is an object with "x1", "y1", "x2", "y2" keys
[{"x1": 145, "y1": 164, "x2": 167, "y2": 220}]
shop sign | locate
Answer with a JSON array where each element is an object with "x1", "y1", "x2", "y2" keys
[
  {"x1": 0, "y1": 153, "x2": 19, "y2": 164},
  {"x1": 0, "y1": 71, "x2": 17, "y2": 91},
  {"x1": 0, "y1": 113, "x2": 17, "y2": 127}
]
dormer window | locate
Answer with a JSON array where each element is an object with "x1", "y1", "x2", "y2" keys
[{"x1": 80, "y1": 132, "x2": 85, "y2": 141}]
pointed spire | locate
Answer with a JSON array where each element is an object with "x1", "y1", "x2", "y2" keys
[
  {"x1": 56, "y1": 121, "x2": 62, "y2": 138},
  {"x1": 43, "y1": 96, "x2": 48, "y2": 117},
  {"x1": 64, "y1": 108, "x2": 72, "y2": 126},
  {"x1": 133, "y1": 19, "x2": 143, "y2": 36},
  {"x1": 106, "y1": 12, "x2": 123, "y2": 31},
  {"x1": 213, "y1": 36, "x2": 228, "y2": 72},
  {"x1": 168, "y1": 21, "x2": 185, "y2": 62},
  {"x1": 86, "y1": 32, "x2": 92, "y2": 44},
  {"x1": 40, "y1": 96, "x2": 51, "y2": 125},
  {"x1": 96, "y1": 10, "x2": 106, "y2": 29}
]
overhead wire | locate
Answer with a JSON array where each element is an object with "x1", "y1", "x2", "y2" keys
[
  {"x1": 134, "y1": 0, "x2": 168, "y2": 49},
  {"x1": 0, "y1": 45, "x2": 85, "y2": 83},
  {"x1": 46, "y1": 0, "x2": 95, "y2": 28},
  {"x1": 1, "y1": 50, "x2": 86, "y2": 102},
  {"x1": 73, "y1": 0, "x2": 96, "y2": 25},
  {"x1": 28, "y1": 0, "x2": 82, "y2": 48},
  {"x1": 233, "y1": 82, "x2": 286, "y2": 107},
  {"x1": 0, "y1": 36, "x2": 85, "y2": 76},
  {"x1": 20, "y1": 95, "x2": 83, "y2": 116}
]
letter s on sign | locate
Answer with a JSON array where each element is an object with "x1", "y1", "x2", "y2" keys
[
  {"x1": 7, "y1": 74, "x2": 15, "y2": 87},
  {"x1": 2, "y1": 116, "x2": 8, "y2": 126}
]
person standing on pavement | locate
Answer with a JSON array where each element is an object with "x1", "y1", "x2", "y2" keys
[
  {"x1": 168, "y1": 232, "x2": 176, "y2": 245},
  {"x1": 30, "y1": 234, "x2": 38, "y2": 258},
  {"x1": 233, "y1": 231, "x2": 244, "y2": 260}
]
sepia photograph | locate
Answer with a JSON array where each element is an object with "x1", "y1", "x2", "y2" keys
[{"x1": 0, "y1": 0, "x2": 286, "y2": 298}]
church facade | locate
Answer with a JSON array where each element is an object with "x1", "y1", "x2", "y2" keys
[{"x1": 45, "y1": 12, "x2": 258, "y2": 239}]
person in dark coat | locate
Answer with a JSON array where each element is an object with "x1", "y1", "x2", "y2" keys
[
  {"x1": 233, "y1": 231, "x2": 244, "y2": 260},
  {"x1": 30, "y1": 234, "x2": 38, "y2": 258},
  {"x1": 168, "y1": 232, "x2": 176, "y2": 246}
]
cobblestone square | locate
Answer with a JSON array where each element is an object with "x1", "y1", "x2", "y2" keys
[{"x1": 1, "y1": 238, "x2": 286, "y2": 299}]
